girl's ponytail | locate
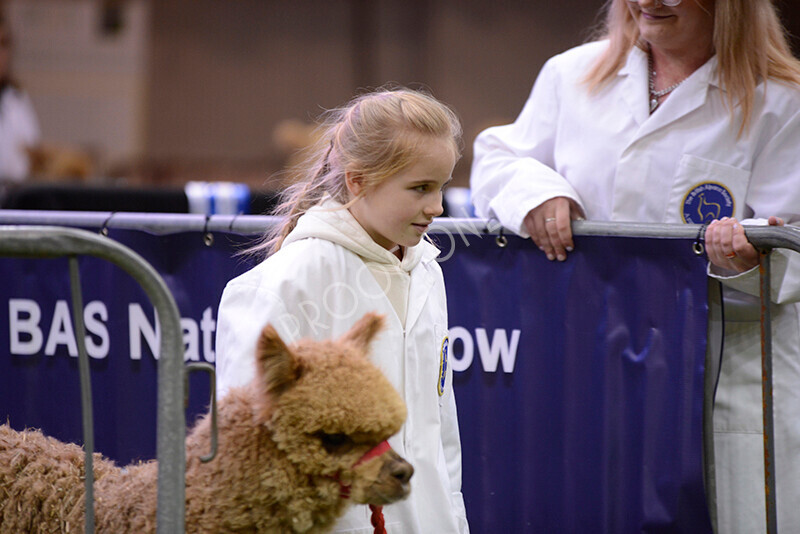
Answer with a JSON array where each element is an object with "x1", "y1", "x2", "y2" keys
[
  {"x1": 247, "y1": 129, "x2": 343, "y2": 258},
  {"x1": 268, "y1": 139, "x2": 335, "y2": 252}
]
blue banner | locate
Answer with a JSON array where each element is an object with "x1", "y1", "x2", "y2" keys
[
  {"x1": 0, "y1": 229, "x2": 254, "y2": 463},
  {"x1": 0, "y1": 227, "x2": 711, "y2": 532},
  {"x1": 438, "y1": 233, "x2": 711, "y2": 533}
]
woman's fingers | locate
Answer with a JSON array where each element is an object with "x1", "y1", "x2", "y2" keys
[
  {"x1": 706, "y1": 217, "x2": 759, "y2": 272},
  {"x1": 524, "y1": 197, "x2": 576, "y2": 261}
]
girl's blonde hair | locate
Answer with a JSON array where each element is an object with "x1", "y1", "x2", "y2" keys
[
  {"x1": 583, "y1": 0, "x2": 800, "y2": 134},
  {"x1": 253, "y1": 87, "x2": 462, "y2": 258}
]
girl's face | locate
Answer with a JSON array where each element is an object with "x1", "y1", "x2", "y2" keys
[
  {"x1": 626, "y1": 0, "x2": 715, "y2": 58},
  {"x1": 347, "y1": 136, "x2": 456, "y2": 253}
]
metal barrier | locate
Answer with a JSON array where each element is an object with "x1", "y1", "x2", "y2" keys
[
  {"x1": 3, "y1": 210, "x2": 800, "y2": 533},
  {"x1": 0, "y1": 225, "x2": 186, "y2": 533},
  {"x1": 2, "y1": 209, "x2": 799, "y2": 250}
]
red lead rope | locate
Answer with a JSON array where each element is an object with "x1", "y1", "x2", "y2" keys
[
  {"x1": 339, "y1": 440, "x2": 392, "y2": 534},
  {"x1": 369, "y1": 504, "x2": 386, "y2": 534}
]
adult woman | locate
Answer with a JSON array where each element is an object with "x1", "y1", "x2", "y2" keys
[
  {"x1": 0, "y1": 15, "x2": 39, "y2": 181},
  {"x1": 471, "y1": 0, "x2": 800, "y2": 531}
]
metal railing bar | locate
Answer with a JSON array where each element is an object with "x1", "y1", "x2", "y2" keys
[
  {"x1": 0, "y1": 226, "x2": 185, "y2": 533},
  {"x1": 184, "y1": 362, "x2": 218, "y2": 463},
  {"x1": 69, "y1": 256, "x2": 95, "y2": 533},
  {"x1": 2, "y1": 212, "x2": 800, "y2": 254},
  {"x1": 0, "y1": 210, "x2": 276, "y2": 236}
]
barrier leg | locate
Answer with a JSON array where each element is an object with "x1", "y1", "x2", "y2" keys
[
  {"x1": 759, "y1": 251, "x2": 777, "y2": 534},
  {"x1": 69, "y1": 256, "x2": 95, "y2": 533}
]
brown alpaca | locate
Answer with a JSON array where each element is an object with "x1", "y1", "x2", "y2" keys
[{"x1": 0, "y1": 312, "x2": 412, "y2": 533}]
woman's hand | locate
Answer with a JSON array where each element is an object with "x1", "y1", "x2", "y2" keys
[
  {"x1": 705, "y1": 216, "x2": 784, "y2": 273},
  {"x1": 523, "y1": 197, "x2": 584, "y2": 261}
]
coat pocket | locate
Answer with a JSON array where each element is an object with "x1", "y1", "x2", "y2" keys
[{"x1": 667, "y1": 154, "x2": 751, "y2": 224}]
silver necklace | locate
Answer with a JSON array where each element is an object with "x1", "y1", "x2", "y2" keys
[{"x1": 649, "y1": 52, "x2": 688, "y2": 112}]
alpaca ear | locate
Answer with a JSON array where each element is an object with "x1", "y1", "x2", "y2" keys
[
  {"x1": 340, "y1": 312, "x2": 385, "y2": 352},
  {"x1": 256, "y1": 324, "x2": 302, "y2": 397}
]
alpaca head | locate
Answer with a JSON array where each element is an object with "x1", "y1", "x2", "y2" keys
[{"x1": 254, "y1": 312, "x2": 412, "y2": 505}]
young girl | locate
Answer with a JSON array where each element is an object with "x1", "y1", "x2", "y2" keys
[{"x1": 215, "y1": 88, "x2": 469, "y2": 533}]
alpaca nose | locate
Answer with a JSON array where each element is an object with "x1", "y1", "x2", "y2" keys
[{"x1": 392, "y1": 459, "x2": 414, "y2": 484}]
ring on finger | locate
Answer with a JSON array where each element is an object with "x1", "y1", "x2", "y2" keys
[
  {"x1": 725, "y1": 251, "x2": 737, "y2": 259},
  {"x1": 545, "y1": 217, "x2": 557, "y2": 223}
]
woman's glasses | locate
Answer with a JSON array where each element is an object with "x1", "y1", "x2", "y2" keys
[{"x1": 627, "y1": 0, "x2": 683, "y2": 7}]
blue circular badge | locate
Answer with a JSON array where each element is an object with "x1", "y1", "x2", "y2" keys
[
  {"x1": 438, "y1": 337, "x2": 449, "y2": 397},
  {"x1": 682, "y1": 182, "x2": 735, "y2": 224}
]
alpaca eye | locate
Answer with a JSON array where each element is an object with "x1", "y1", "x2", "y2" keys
[{"x1": 315, "y1": 432, "x2": 353, "y2": 453}]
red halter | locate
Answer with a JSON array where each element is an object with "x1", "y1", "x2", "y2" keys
[{"x1": 354, "y1": 440, "x2": 392, "y2": 467}]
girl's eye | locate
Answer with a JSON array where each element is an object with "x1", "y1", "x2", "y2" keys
[{"x1": 413, "y1": 185, "x2": 429, "y2": 193}]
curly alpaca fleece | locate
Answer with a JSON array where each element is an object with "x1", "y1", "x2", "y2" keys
[{"x1": 0, "y1": 312, "x2": 411, "y2": 533}]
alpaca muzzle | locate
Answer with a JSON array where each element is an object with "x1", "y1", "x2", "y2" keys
[
  {"x1": 339, "y1": 440, "x2": 414, "y2": 534},
  {"x1": 338, "y1": 440, "x2": 414, "y2": 503}
]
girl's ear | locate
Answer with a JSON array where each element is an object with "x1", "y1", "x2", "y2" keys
[{"x1": 345, "y1": 170, "x2": 366, "y2": 197}]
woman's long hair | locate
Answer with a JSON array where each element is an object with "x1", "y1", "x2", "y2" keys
[{"x1": 583, "y1": 0, "x2": 800, "y2": 133}]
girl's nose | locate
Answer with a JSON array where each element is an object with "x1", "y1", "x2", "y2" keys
[{"x1": 425, "y1": 197, "x2": 444, "y2": 218}]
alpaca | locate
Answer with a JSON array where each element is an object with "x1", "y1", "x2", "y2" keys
[{"x1": 0, "y1": 312, "x2": 412, "y2": 533}]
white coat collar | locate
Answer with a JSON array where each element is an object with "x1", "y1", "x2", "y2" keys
[
  {"x1": 282, "y1": 199, "x2": 440, "y2": 271},
  {"x1": 618, "y1": 45, "x2": 720, "y2": 133}
]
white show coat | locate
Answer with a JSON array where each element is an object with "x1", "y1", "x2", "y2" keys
[
  {"x1": 216, "y1": 204, "x2": 468, "y2": 533},
  {"x1": 472, "y1": 40, "x2": 800, "y2": 533},
  {"x1": 0, "y1": 86, "x2": 39, "y2": 181}
]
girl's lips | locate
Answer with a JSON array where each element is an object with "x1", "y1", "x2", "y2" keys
[{"x1": 412, "y1": 223, "x2": 430, "y2": 232}]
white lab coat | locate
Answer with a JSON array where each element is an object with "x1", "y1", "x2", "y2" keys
[
  {"x1": 0, "y1": 86, "x2": 39, "y2": 181},
  {"x1": 472, "y1": 40, "x2": 800, "y2": 533},
  {"x1": 215, "y1": 202, "x2": 469, "y2": 533}
]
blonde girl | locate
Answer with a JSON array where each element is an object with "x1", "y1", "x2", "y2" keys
[{"x1": 216, "y1": 87, "x2": 469, "y2": 533}]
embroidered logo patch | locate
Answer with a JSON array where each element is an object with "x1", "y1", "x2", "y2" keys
[
  {"x1": 682, "y1": 182, "x2": 735, "y2": 224},
  {"x1": 437, "y1": 336, "x2": 449, "y2": 397}
]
